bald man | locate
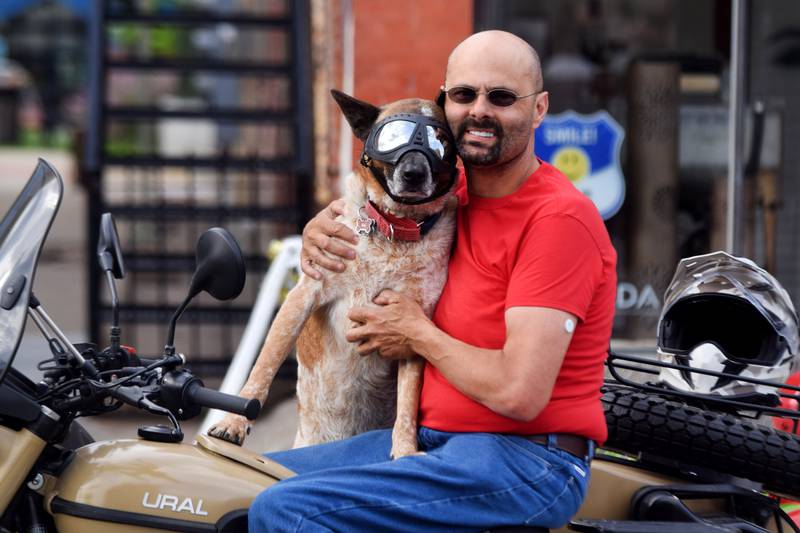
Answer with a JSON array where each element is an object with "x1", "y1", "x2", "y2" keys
[{"x1": 249, "y1": 31, "x2": 617, "y2": 532}]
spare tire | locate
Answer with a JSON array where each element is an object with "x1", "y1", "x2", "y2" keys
[{"x1": 601, "y1": 385, "x2": 800, "y2": 495}]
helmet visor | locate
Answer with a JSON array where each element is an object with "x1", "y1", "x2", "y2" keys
[
  {"x1": 659, "y1": 293, "x2": 788, "y2": 365},
  {"x1": 661, "y1": 251, "x2": 799, "y2": 359}
]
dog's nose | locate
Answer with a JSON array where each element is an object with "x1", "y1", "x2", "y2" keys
[{"x1": 402, "y1": 167, "x2": 426, "y2": 183}]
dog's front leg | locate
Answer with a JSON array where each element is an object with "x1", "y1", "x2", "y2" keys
[
  {"x1": 391, "y1": 356, "x2": 425, "y2": 459},
  {"x1": 208, "y1": 279, "x2": 322, "y2": 445}
]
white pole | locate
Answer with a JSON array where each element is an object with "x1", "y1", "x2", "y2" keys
[{"x1": 200, "y1": 236, "x2": 302, "y2": 431}]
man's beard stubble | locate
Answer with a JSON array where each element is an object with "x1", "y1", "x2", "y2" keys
[{"x1": 455, "y1": 117, "x2": 503, "y2": 166}]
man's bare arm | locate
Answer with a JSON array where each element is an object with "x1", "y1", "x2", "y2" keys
[{"x1": 418, "y1": 306, "x2": 573, "y2": 420}]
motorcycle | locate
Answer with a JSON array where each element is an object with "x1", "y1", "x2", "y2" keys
[{"x1": 1, "y1": 160, "x2": 799, "y2": 532}]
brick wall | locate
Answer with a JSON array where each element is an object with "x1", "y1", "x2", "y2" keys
[
  {"x1": 353, "y1": 0, "x2": 473, "y2": 104},
  {"x1": 351, "y1": 0, "x2": 472, "y2": 164},
  {"x1": 311, "y1": 0, "x2": 472, "y2": 205}
]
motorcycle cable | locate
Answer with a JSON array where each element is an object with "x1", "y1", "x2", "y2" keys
[
  {"x1": 37, "y1": 355, "x2": 180, "y2": 401},
  {"x1": 91, "y1": 354, "x2": 183, "y2": 391},
  {"x1": 36, "y1": 340, "x2": 69, "y2": 373},
  {"x1": 46, "y1": 368, "x2": 159, "y2": 416},
  {"x1": 28, "y1": 294, "x2": 100, "y2": 379}
]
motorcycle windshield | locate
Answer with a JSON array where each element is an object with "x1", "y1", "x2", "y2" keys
[{"x1": 0, "y1": 159, "x2": 63, "y2": 386}]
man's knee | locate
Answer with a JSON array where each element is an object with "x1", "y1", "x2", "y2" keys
[{"x1": 249, "y1": 481, "x2": 308, "y2": 533}]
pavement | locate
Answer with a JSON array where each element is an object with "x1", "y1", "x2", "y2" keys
[{"x1": 1, "y1": 148, "x2": 299, "y2": 454}]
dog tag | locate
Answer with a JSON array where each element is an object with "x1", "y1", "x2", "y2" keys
[{"x1": 355, "y1": 216, "x2": 375, "y2": 236}]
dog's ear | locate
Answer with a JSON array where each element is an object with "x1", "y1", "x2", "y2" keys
[{"x1": 331, "y1": 89, "x2": 380, "y2": 142}]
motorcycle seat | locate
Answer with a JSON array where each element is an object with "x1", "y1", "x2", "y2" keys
[{"x1": 196, "y1": 434, "x2": 296, "y2": 480}]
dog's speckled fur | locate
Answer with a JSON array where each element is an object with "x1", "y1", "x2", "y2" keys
[{"x1": 208, "y1": 95, "x2": 456, "y2": 458}]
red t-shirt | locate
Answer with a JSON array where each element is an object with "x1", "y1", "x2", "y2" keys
[{"x1": 419, "y1": 162, "x2": 617, "y2": 444}]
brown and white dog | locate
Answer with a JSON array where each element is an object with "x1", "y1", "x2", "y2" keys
[{"x1": 208, "y1": 90, "x2": 457, "y2": 458}]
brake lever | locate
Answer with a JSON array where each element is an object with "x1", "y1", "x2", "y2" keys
[
  {"x1": 109, "y1": 384, "x2": 145, "y2": 406},
  {"x1": 139, "y1": 393, "x2": 184, "y2": 443},
  {"x1": 140, "y1": 395, "x2": 174, "y2": 419},
  {"x1": 110, "y1": 386, "x2": 167, "y2": 416},
  {"x1": 110, "y1": 385, "x2": 184, "y2": 440}
]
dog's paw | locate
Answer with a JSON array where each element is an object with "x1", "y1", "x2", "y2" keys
[{"x1": 207, "y1": 415, "x2": 251, "y2": 446}]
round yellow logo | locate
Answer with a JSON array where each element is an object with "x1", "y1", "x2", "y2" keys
[{"x1": 552, "y1": 146, "x2": 591, "y2": 183}]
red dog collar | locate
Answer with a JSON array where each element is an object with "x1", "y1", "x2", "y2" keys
[{"x1": 358, "y1": 201, "x2": 441, "y2": 242}]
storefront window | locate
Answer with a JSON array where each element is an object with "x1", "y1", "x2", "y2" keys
[
  {"x1": 750, "y1": 0, "x2": 800, "y2": 325},
  {"x1": 476, "y1": 0, "x2": 740, "y2": 342}
]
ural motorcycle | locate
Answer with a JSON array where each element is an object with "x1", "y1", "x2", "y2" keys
[{"x1": 1, "y1": 160, "x2": 799, "y2": 533}]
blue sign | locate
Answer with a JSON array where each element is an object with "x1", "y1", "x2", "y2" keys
[
  {"x1": 535, "y1": 111, "x2": 625, "y2": 220},
  {"x1": 0, "y1": 1, "x2": 90, "y2": 20}
]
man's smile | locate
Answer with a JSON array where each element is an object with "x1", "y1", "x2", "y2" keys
[
  {"x1": 466, "y1": 129, "x2": 496, "y2": 139},
  {"x1": 456, "y1": 117, "x2": 503, "y2": 150}
]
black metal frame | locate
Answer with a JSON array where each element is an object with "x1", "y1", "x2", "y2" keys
[
  {"x1": 607, "y1": 349, "x2": 800, "y2": 423},
  {"x1": 571, "y1": 482, "x2": 798, "y2": 533},
  {"x1": 632, "y1": 483, "x2": 791, "y2": 527},
  {"x1": 84, "y1": 0, "x2": 313, "y2": 374}
]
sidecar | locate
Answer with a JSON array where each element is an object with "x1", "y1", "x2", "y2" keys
[{"x1": 548, "y1": 350, "x2": 800, "y2": 533}]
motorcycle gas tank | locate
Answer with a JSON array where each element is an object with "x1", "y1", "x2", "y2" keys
[{"x1": 48, "y1": 435, "x2": 293, "y2": 531}]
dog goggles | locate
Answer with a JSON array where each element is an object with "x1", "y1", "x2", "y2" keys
[{"x1": 361, "y1": 113, "x2": 457, "y2": 205}]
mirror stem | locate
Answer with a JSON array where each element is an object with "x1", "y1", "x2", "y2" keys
[
  {"x1": 164, "y1": 294, "x2": 193, "y2": 356},
  {"x1": 104, "y1": 270, "x2": 121, "y2": 355}
]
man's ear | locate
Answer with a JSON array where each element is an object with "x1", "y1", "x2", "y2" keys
[
  {"x1": 331, "y1": 89, "x2": 380, "y2": 141},
  {"x1": 435, "y1": 88, "x2": 446, "y2": 109},
  {"x1": 531, "y1": 91, "x2": 549, "y2": 129}
]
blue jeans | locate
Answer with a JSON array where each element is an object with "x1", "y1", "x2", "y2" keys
[{"x1": 249, "y1": 427, "x2": 590, "y2": 532}]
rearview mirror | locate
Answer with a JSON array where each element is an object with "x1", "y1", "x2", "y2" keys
[
  {"x1": 187, "y1": 227, "x2": 246, "y2": 301},
  {"x1": 163, "y1": 228, "x2": 246, "y2": 354}
]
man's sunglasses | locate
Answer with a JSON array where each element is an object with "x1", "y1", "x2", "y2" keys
[{"x1": 440, "y1": 85, "x2": 541, "y2": 107}]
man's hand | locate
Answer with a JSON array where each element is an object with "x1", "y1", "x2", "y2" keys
[
  {"x1": 346, "y1": 290, "x2": 428, "y2": 359},
  {"x1": 301, "y1": 199, "x2": 359, "y2": 279},
  {"x1": 352, "y1": 297, "x2": 577, "y2": 421}
]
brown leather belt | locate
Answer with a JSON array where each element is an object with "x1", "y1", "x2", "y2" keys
[{"x1": 521, "y1": 433, "x2": 593, "y2": 460}]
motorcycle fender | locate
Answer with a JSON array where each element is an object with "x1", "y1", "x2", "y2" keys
[{"x1": 45, "y1": 436, "x2": 293, "y2": 531}]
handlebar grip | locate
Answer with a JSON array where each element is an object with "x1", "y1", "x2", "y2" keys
[{"x1": 184, "y1": 382, "x2": 260, "y2": 420}]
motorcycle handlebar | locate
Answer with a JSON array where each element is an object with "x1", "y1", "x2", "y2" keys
[{"x1": 184, "y1": 382, "x2": 260, "y2": 421}]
